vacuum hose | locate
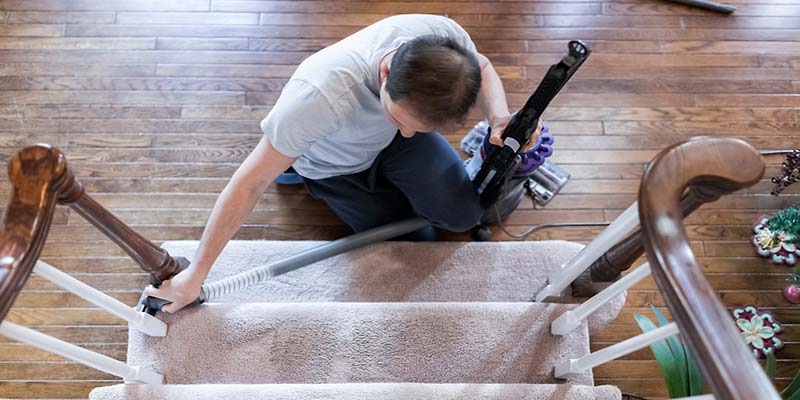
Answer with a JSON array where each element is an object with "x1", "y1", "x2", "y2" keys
[{"x1": 139, "y1": 218, "x2": 430, "y2": 314}]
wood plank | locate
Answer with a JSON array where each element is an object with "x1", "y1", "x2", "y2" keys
[
  {"x1": 65, "y1": 23, "x2": 360, "y2": 39},
  {"x1": 5, "y1": 309, "x2": 127, "y2": 326},
  {"x1": 0, "y1": 382, "x2": 114, "y2": 399},
  {"x1": 605, "y1": 121, "x2": 800, "y2": 136},
  {"x1": 0, "y1": 343, "x2": 126, "y2": 361},
  {"x1": 0, "y1": 63, "x2": 156, "y2": 77},
  {"x1": 0, "y1": 362, "x2": 116, "y2": 380},
  {"x1": 0, "y1": 0, "x2": 210, "y2": 11},
  {"x1": 0, "y1": 23, "x2": 64, "y2": 37},
  {"x1": 212, "y1": 1, "x2": 602, "y2": 15},
  {"x1": 12, "y1": 290, "x2": 140, "y2": 307},
  {"x1": 0, "y1": 77, "x2": 287, "y2": 92},
  {"x1": 489, "y1": 52, "x2": 762, "y2": 67},
  {"x1": 697, "y1": 94, "x2": 800, "y2": 107},
  {"x1": 60, "y1": 118, "x2": 261, "y2": 133},
  {"x1": 158, "y1": 63, "x2": 296, "y2": 78},
  {"x1": 22, "y1": 274, "x2": 150, "y2": 291},
  {"x1": 116, "y1": 12, "x2": 260, "y2": 25},
  {"x1": 0, "y1": 49, "x2": 311, "y2": 65},
  {"x1": 0, "y1": 37, "x2": 155, "y2": 50},
  {"x1": 7, "y1": 11, "x2": 116, "y2": 24},
  {"x1": 16, "y1": 105, "x2": 179, "y2": 119},
  {"x1": 508, "y1": 78, "x2": 794, "y2": 94},
  {"x1": 156, "y1": 37, "x2": 249, "y2": 50},
  {"x1": 0, "y1": 326, "x2": 128, "y2": 344},
  {"x1": 0, "y1": 91, "x2": 244, "y2": 105}
]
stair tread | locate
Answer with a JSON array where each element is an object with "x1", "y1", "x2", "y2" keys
[
  {"x1": 91, "y1": 382, "x2": 621, "y2": 400},
  {"x1": 131, "y1": 302, "x2": 593, "y2": 386},
  {"x1": 162, "y1": 240, "x2": 624, "y2": 333}
]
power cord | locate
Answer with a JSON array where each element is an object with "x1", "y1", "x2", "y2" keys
[{"x1": 492, "y1": 183, "x2": 611, "y2": 239}]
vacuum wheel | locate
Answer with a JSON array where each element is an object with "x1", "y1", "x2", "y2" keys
[{"x1": 471, "y1": 224, "x2": 493, "y2": 241}]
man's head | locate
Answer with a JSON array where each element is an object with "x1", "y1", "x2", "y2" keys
[{"x1": 379, "y1": 35, "x2": 482, "y2": 137}]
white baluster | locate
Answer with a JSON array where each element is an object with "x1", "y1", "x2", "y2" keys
[
  {"x1": 555, "y1": 322, "x2": 679, "y2": 379},
  {"x1": 536, "y1": 201, "x2": 640, "y2": 302},
  {"x1": 34, "y1": 260, "x2": 166, "y2": 337},
  {"x1": 0, "y1": 321, "x2": 162, "y2": 384},
  {"x1": 552, "y1": 262, "x2": 651, "y2": 335}
]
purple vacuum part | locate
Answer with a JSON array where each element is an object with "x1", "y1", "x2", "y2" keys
[{"x1": 481, "y1": 120, "x2": 553, "y2": 177}]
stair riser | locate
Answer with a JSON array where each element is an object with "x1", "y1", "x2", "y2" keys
[
  {"x1": 129, "y1": 302, "x2": 593, "y2": 385},
  {"x1": 90, "y1": 383, "x2": 622, "y2": 400}
]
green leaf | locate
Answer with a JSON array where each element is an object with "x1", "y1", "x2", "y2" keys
[
  {"x1": 780, "y1": 364, "x2": 800, "y2": 399},
  {"x1": 786, "y1": 387, "x2": 800, "y2": 400},
  {"x1": 764, "y1": 351, "x2": 777, "y2": 380},
  {"x1": 651, "y1": 306, "x2": 689, "y2": 395},
  {"x1": 634, "y1": 313, "x2": 686, "y2": 398},
  {"x1": 685, "y1": 344, "x2": 704, "y2": 395}
]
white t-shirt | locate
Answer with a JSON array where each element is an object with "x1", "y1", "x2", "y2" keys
[{"x1": 260, "y1": 14, "x2": 478, "y2": 180}]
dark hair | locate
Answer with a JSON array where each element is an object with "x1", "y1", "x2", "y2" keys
[{"x1": 386, "y1": 34, "x2": 482, "y2": 129}]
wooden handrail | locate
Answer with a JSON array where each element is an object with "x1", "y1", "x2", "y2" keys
[
  {"x1": 56, "y1": 171, "x2": 189, "y2": 286},
  {"x1": 638, "y1": 137, "x2": 778, "y2": 399},
  {"x1": 0, "y1": 145, "x2": 188, "y2": 323},
  {"x1": 0, "y1": 145, "x2": 69, "y2": 322},
  {"x1": 572, "y1": 184, "x2": 726, "y2": 297}
]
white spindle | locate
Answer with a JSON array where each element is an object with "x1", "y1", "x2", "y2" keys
[
  {"x1": 34, "y1": 260, "x2": 166, "y2": 337},
  {"x1": 535, "y1": 201, "x2": 640, "y2": 302},
  {"x1": 552, "y1": 262, "x2": 651, "y2": 335},
  {"x1": 0, "y1": 321, "x2": 162, "y2": 384},
  {"x1": 555, "y1": 322, "x2": 679, "y2": 379}
]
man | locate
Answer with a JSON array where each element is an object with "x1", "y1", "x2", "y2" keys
[{"x1": 145, "y1": 14, "x2": 540, "y2": 313}]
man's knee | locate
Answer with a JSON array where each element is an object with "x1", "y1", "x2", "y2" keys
[{"x1": 422, "y1": 198, "x2": 483, "y2": 232}]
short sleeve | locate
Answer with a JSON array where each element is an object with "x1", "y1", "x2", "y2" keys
[
  {"x1": 427, "y1": 15, "x2": 478, "y2": 55},
  {"x1": 259, "y1": 79, "x2": 340, "y2": 158}
]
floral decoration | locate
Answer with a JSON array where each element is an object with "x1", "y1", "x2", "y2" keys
[{"x1": 732, "y1": 305, "x2": 783, "y2": 358}]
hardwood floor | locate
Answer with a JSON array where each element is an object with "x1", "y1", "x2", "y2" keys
[{"x1": 1, "y1": 0, "x2": 799, "y2": 398}]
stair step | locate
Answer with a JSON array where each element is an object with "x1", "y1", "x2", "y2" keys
[
  {"x1": 130, "y1": 302, "x2": 593, "y2": 385},
  {"x1": 90, "y1": 383, "x2": 622, "y2": 400},
  {"x1": 162, "y1": 240, "x2": 624, "y2": 333}
]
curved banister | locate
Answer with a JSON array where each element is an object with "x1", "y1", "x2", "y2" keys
[
  {"x1": 0, "y1": 145, "x2": 69, "y2": 322},
  {"x1": 638, "y1": 137, "x2": 779, "y2": 399},
  {"x1": 1, "y1": 144, "x2": 189, "y2": 324}
]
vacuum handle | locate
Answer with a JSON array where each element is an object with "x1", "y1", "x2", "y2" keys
[
  {"x1": 473, "y1": 40, "x2": 590, "y2": 207},
  {"x1": 506, "y1": 40, "x2": 591, "y2": 143}
]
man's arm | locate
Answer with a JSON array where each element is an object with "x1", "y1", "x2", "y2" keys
[
  {"x1": 475, "y1": 53, "x2": 511, "y2": 129},
  {"x1": 143, "y1": 136, "x2": 296, "y2": 313},
  {"x1": 474, "y1": 53, "x2": 541, "y2": 147}
]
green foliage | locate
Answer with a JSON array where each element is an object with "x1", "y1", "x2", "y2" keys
[
  {"x1": 633, "y1": 306, "x2": 704, "y2": 398},
  {"x1": 780, "y1": 354, "x2": 800, "y2": 400},
  {"x1": 633, "y1": 306, "x2": 800, "y2": 399},
  {"x1": 765, "y1": 351, "x2": 777, "y2": 379},
  {"x1": 787, "y1": 268, "x2": 800, "y2": 285},
  {"x1": 768, "y1": 203, "x2": 800, "y2": 239}
]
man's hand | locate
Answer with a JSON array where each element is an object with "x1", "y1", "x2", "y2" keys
[
  {"x1": 143, "y1": 268, "x2": 204, "y2": 314},
  {"x1": 488, "y1": 114, "x2": 543, "y2": 152}
]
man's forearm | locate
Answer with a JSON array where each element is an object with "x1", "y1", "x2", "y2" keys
[
  {"x1": 188, "y1": 177, "x2": 266, "y2": 283},
  {"x1": 475, "y1": 54, "x2": 511, "y2": 125},
  {"x1": 188, "y1": 138, "x2": 295, "y2": 284}
]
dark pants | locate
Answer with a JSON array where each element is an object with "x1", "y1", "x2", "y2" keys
[{"x1": 304, "y1": 132, "x2": 484, "y2": 241}]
